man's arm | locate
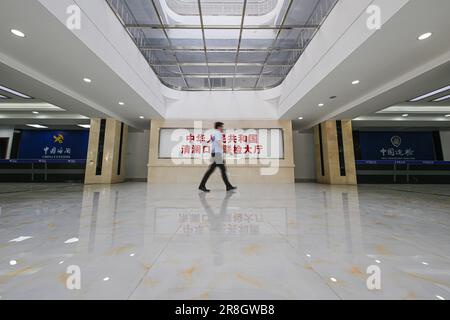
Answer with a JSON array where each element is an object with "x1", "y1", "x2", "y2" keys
[{"x1": 215, "y1": 132, "x2": 224, "y2": 151}]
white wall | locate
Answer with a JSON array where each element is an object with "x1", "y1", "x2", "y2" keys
[
  {"x1": 163, "y1": 87, "x2": 280, "y2": 120},
  {"x1": 440, "y1": 130, "x2": 450, "y2": 161},
  {"x1": 292, "y1": 131, "x2": 316, "y2": 181},
  {"x1": 125, "y1": 130, "x2": 150, "y2": 180},
  {"x1": 0, "y1": 126, "x2": 14, "y2": 159}
]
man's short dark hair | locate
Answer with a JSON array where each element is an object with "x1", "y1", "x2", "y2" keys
[{"x1": 215, "y1": 122, "x2": 224, "y2": 129}]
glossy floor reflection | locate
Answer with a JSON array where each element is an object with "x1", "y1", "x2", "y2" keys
[{"x1": 0, "y1": 183, "x2": 449, "y2": 300}]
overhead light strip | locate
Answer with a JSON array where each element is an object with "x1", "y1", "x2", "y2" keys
[
  {"x1": 0, "y1": 85, "x2": 32, "y2": 99},
  {"x1": 432, "y1": 94, "x2": 450, "y2": 102},
  {"x1": 26, "y1": 124, "x2": 48, "y2": 129},
  {"x1": 409, "y1": 85, "x2": 450, "y2": 102},
  {"x1": 377, "y1": 106, "x2": 450, "y2": 113}
]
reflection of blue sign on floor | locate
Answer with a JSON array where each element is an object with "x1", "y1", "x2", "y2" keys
[
  {"x1": 18, "y1": 130, "x2": 89, "y2": 159},
  {"x1": 359, "y1": 132, "x2": 436, "y2": 160}
]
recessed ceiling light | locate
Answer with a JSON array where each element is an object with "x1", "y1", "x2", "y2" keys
[
  {"x1": 445, "y1": 114, "x2": 450, "y2": 117},
  {"x1": 26, "y1": 124, "x2": 48, "y2": 129},
  {"x1": 103, "y1": 277, "x2": 110, "y2": 281},
  {"x1": 0, "y1": 85, "x2": 32, "y2": 99},
  {"x1": 330, "y1": 277, "x2": 337, "y2": 282},
  {"x1": 118, "y1": 102, "x2": 125, "y2": 106},
  {"x1": 8, "y1": 236, "x2": 32, "y2": 242},
  {"x1": 64, "y1": 237, "x2": 79, "y2": 244},
  {"x1": 78, "y1": 124, "x2": 91, "y2": 129},
  {"x1": 410, "y1": 85, "x2": 450, "y2": 102},
  {"x1": 11, "y1": 29, "x2": 25, "y2": 38},
  {"x1": 318, "y1": 103, "x2": 324, "y2": 107},
  {"x1": 9, "y1": 260, "x2": 17, "y2": 266},
  {"x1": 418, "y1": 32, "x2": 432, "y2": 40},
  {"x1": 402, "y1": 114, "x2": 409, "y2": 117},
  {"x1": 352, "y1": 80, "x2": 360, "y2": 85},
  {"x1": 83, "y1": 78, "x2": 92, "y2": 83},
  {"x1": 433, "y1": 94, "x2": 450, "y2": 102},
  {"x1": 298, "y1": 117, "x2": 303, "y2": 120},
  {"x1": 139, "y1": 116, "x2": 144, "y2": 119},
  {"x1": 32, "y1": 111, "x2": 39, "y2": 114}
]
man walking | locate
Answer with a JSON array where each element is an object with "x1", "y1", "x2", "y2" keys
[{"x1": 199, "y1": 122, "x2": 237, "y2": 192}]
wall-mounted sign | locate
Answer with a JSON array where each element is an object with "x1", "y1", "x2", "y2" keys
[
  {"x1": 18, "y1": 130, "x2": 89, "y2": 160},
  {"x1": 159, "y1": 128, "x2": 284, "y2": 159},
  {"x1": 358, "y1": 131, "x2": 436, "y2": 160}
]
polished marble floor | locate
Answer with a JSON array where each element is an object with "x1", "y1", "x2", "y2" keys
[{"x1": 0, "y1": 182, "x2": 449, "y2": 300}]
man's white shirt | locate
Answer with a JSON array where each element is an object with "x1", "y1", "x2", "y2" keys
[{"x1": 211, "y1": 130, "x2": 223, "y2": 154}]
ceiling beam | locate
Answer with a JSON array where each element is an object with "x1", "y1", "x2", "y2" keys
[
  {"x1": 140, "y1": 47, "x2": 304, "y2": 52},
  {"x1": 125, "y1": 24, "x2": 319, "y2": 30}
]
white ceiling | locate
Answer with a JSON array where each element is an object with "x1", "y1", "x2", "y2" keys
[
  {"x1": 0, "y1": 0, "x2": 165, "y2": 129},
  {"x1": 0, "y1": 0, "x2": 449, "y2": 131},
  {"x1": 287, "y1": 0, "x2": 450, "y2": 129}
]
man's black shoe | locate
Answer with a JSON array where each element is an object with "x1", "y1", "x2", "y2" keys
[
  {"x1": 226, "y1": 186, "x2": 237, "y2": 191},
  {"x1": 199, "y1": 186, "x2": 211, "y2": 192}
]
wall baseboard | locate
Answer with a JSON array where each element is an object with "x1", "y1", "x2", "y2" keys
[
  {"x1": 295, "y1": 178, "x2": 317, "y2": 183},
  {"x1": 127, "y1": 178, "x2": 314, "y2": 183},
  {"x1": 125, "y1": 178, "x2": 147, "y2": 182}
]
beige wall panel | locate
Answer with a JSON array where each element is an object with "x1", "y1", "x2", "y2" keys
[
  {"x1": 147, "y1": 120, "x2": 295, "y2": 184},
  {"x1": 313, "y1": 120, "x2": 357, "y2": 185},
  {"x1": 85, "y1": 118, "x2": 128, "y2": 184},
  {"x1": 148, "y1": 166, "x2": 294, "y2": 184}
]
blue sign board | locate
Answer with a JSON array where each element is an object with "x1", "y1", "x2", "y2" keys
[
  {"x1": 359, "y1": 131, "x2": 436, "y2": 160},
  {"x1": 18, "y1": 130, "x2": 89, "y2": 160}
]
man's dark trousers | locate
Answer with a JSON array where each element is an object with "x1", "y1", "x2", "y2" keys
[{"x1": 199, "y1": 153, "x2": 232, "y2": 188}]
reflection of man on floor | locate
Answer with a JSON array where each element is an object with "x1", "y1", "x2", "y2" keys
[
  {"x1": 199, "y1": 122, "x2": 237, "y2": 192},
  {"x1": 199, "y1": 191, "x2": 234, "y2": 266}
]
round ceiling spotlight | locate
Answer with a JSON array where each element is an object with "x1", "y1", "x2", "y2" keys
[
  {"x1": 11, "y1": 29, "x2": 26, "y2": 38},
  {"x1": 32, "y1": 111, "x2": 39, "y2": 115},
  {"x1": 118, "y1": 102, "x2": 125, "y2": 106},
  {"x1": 352, "y1": 80, "x2": 360, "y2": 85},
  {"x1": 298, "y1": 117, "x2": 303, "y2": 120},
  {"x1": 318, "y1": 103, "x2": 324, "y2": 107},
  {"x1": 402, "y1": 114, "x2": 409, "y2": 117},
  {"x1": 139, "y1": 116, "x2": 144, "y2": 119},
  {"x1": 83, "y1": 78, "x2": 92, "y2": 83},
  {"x1": 418, "y1": 32, "x2": 432, "y2": 40}
]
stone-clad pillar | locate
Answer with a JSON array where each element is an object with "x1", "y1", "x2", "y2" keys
[
  {"x1": 314, "y1": 120, "x2": 357, "y2": 185},
  {"x1": 85, "y1": 118, "x2": 128, "y2": 184}
]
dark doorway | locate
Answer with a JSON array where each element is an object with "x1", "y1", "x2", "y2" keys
[{"x1": 0, "y1": 138, "x2": 9, "y2": 159}]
